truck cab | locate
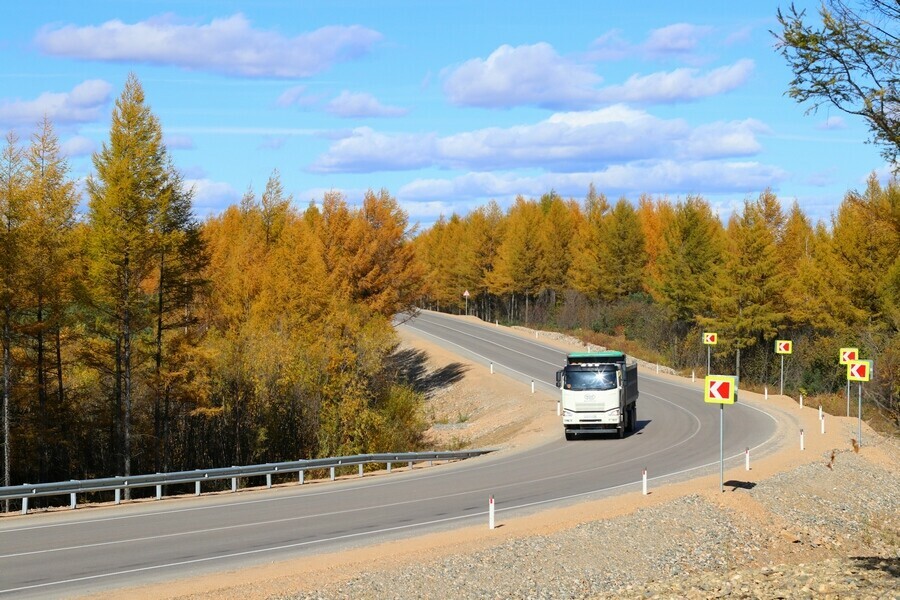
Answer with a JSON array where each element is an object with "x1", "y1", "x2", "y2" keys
[{"x1": 556, "y1": 351, "x2": 638, "y2": 440}]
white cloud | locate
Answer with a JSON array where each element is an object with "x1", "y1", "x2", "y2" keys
[
  {"x1": 310, "y1": 106, "x2": 765, "y2": 173},
  {"x1": 164, "y1": 133, "x2": 194, "y2": 149},
  {"x1": 398, "y1": 161, "x2": 788, "y2": 203},
  {"x1": 817, "y1": 116, "x2": 847, "y2": 130},
  {"x1": 596, "y1": 60, "x2": 754, "y2": 104},
  {"x1": 325, "y1": 91, "x2": 408, "y2": 118},
  {"x1": 589, "y1": 23, "x2": 714, "y2": 64},
  {"x1": 310, "y1": 127, "x2": 437, "y2": 173},
  {"x1": 60, "y1": 135, "x2": 96, "y2": 157},
  {"x1": 275, "y1": 85, "x2": 325, "y2": 108},
  {"x1": 643, "y1": 23, "x2": 713, "y2": 58},
  {"x1": 0, "y1": 79, "x2": 112, "y2": 126},
  {"x1": 442, "y1": 43, "x2": 602, "y2": 109},
  {"x1": 36, "y1": 14, "x2": 383, "y2": 78},
  {"x1": 259, "y1": 136, "x2": 287, "y2": 150},
  {"x1": 184, "y1": 178, "x2": 241, "y2": 215}
]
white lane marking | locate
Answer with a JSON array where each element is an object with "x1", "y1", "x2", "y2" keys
[
  {"x1": 0, "y1": 313, "x2": 780, "y2": 592},
  {"x1": 0, "y1": 391, "x2": 776, "y2": 597},
  {"x1": 400, "y1": 319, "x2": 561, "y2": 389},
  {"x1": 0, "y1": 391, "x2": 699, "y2": 560},
  {"x1": 408, "y1": 312, "x2": 565, "y2": 356}
]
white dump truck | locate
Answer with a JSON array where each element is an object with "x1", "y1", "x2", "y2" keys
[{"x1": 555, "y1": 351, "x2": 639, "y2": 440}]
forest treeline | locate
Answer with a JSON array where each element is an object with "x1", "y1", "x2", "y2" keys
[
  {"x1": 1, "y1": 75, "x2": 426, "y2": 497},
  {"x1": 1, "y1": 75, "x2": 898, "y2": 499},
  {"x1": 413, "y1": 183, "x2": 900, "y2": 426}
]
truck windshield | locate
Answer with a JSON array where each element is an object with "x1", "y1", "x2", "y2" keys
[{"x1": 565, "y1": 368, "x2": 617, "y2": 391}]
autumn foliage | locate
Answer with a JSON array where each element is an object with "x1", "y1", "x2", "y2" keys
[
  {"x1": 414, "y1": 185, "x2": 900, "y2": 429},
  {"x1": 0, "y1": 77, "x2": 426, "y2": 500}
]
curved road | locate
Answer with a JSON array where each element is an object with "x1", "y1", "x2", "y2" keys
[{"x1": 0, "y1": 311, "x2": 777, "y2": 598}]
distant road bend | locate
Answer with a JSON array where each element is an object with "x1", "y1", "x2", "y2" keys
[{"x1": 0, "y1": 310, "x2": 778, "y2": 599}]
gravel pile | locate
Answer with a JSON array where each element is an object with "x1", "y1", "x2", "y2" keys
[{"x1": 284, "y1": 447, "x2": 898, "y2": 600}]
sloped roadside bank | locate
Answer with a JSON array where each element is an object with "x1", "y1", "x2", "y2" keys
[{"x1": 90, "y1": 317, "x2": 899, "y2": 599}]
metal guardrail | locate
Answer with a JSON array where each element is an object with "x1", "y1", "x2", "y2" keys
[{"x1": 0, "y1": 449, "x2": 493, "y2": 515}]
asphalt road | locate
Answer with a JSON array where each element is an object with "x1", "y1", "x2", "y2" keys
[{"x1": 0, "y1": 311, "x2": 777, "y2": 598}]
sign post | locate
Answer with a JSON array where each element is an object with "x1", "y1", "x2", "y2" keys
[
  {"x1": 775, "y1": 340, "x2": 793, "y2": 395},
  {"x1": 839, "y1": 348, "x2": 858, "y2": 417},
  {"x1": 703, "y1": 332, "x2": 717, "y2": 375},
  {"x1": 705, "y1": 375, "x2": 737, "y2": 493},
  {"x1": 847, "y1": 359, "x2": 872, "y2": 447},
  {"x1": 463, "y1": 289, "x2": 470, "y2": 316}
]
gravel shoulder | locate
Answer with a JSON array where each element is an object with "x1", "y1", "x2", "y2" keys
[{"x1": 90, "y1": 318, "x2": 900, "y2": 600}]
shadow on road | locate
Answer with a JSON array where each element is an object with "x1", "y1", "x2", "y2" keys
[{"x1": 388, "y1": 348, "x2": 468, "y2": 397}]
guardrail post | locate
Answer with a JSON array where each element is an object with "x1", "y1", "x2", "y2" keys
[
  {"x1": 195, "y1": 481, "x2": 201, "y2": 496},
  {"x1": 299, "y1": 470, "x2": 304, "y2": 485},
  {"x1": 156, "y1": 484, "x2": 162, "y2": 500},
  {"x1": 232, "y1": 477, "x2": 237, "y2": 492},
  {"x1": 408, "y1": 460, "x2": 413, "y2": 470},
  {"x1": 358, "y1": 464, "x2": 363, "y2": 477},
  {"x1": 266, "y1": 474, "x2": 272, "y2": 489},
  {"x1": 115, "y1": 488, "x2": 121, "y2": 505},
  {"x1": 387, "y1": 462, "x2": 392, "y2": 473},
  {"x1": 22, "y1": 496, "x2": 28, "y2": 515},
  {"x1": 330, "y1": 466, "x2": 335, "y2": 481},
  {"x1": 70, "y1": 492, "x2": 77, "y2": 509}
]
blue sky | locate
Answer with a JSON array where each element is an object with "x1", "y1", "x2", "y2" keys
[{"x1": 0, "y1": 1, "x2": 887, "y2": 227}]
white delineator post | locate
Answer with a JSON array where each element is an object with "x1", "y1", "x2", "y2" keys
[
  {"x1": 800, "y1": 429, "x2": 805, "y2": 451},
  {"x1": 642, "y1": 468, "x2": 648, "y2": 495},
  {"x1": 692, "y1": 370, "x2": 695, "y2": 382},
  {"x1": 557, "y1": 399, "x2": 561, "y2": 416},
  {"x1": 764, "y1": 386, "x2": 768, "y2": 400},
  {"x1": 489, "y1": 496, "x2": 495, "y2": 529},
  {"x1": 799, "y1": 394, "x2": 803, "y2": 408},
  {"x1": 818, "y1": 405, "x2": 822, "y2": 420},
  {"x1": 745, "y1": 447, "x2": 750, "y2": 471},
  {"x1": 531, "y1": 380, "x2": 535, "y2": 394},
  {"x1": 821, "y1": 414, "x2": 826, "y2": 434},
  {"x1": 490, "y1": 362, "x2": 493, "y2": 374}
]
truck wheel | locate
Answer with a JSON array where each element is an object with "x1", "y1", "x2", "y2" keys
[
  {"x1": 618, "y1": 422, "x2": 625, "y2": 438},
  {"x1": 565, "y1": 431, "x2": 575, "y2": 441},
  {"x1": 627, "y1": 406, "x2": 636, "y2": 433}
]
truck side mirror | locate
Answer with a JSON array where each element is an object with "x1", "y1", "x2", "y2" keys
[{"x1": 555, "y1": 370, "x2": 562, "y2": 388}]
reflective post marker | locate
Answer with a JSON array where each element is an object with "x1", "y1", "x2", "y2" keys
[
  {"x1": 858, "y1": 383, "x2": 863, "y2": 447},
  {"x1": 489, "y1": 496, "x2": 495, "y2": 529},
  {"x1": 531, "y1": 380, "x2": 535, "y2": 394},
  {"x1": 642, "y1": 468, "x2": 647, "y2": 495},
  {"x1": 780, "y1": 354, "x2": 784, "y2": 396},
  {"x1": 821, "y1": 414, "x2": 826, "y2": 435},
  {"x1": 557, "y1": 399, "x2": 560, "y2": 416},
  {"x1": 764, "y1": 386, "x2": 768, "y2": 400},
  {"x1": 490, "y1": 362, "x2": 493, "y2": 374},
  {"x1": 800, "y1": 394, "x2": 803, "y2": 408},
  {"x1": 846, "y1": 380, "x2": 851, "y2": 417},
  {"x1": 800, "y1": 428, "x2": 805, "y2": 451},
  {"x1": 719, "y1": 403, "x2": 724, "y2": 493},
  {"x1": 745, "y1": 447, "x2": 750, "y2": 471}
]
